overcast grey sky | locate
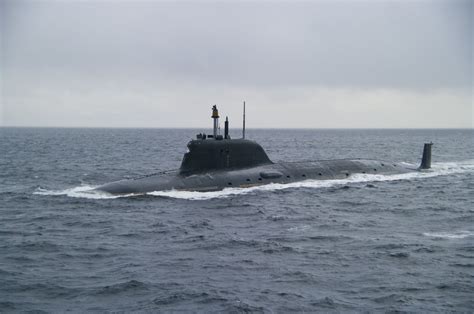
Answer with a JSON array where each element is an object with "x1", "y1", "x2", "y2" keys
[{"x1": 0, "y1": 0, "x2": 472, "y2": 128}]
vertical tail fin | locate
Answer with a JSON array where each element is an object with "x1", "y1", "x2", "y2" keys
[{"x1": 419, "y1": 142, "x2": 433, "y2": 169}]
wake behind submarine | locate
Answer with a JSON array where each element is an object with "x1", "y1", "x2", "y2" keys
[{"x1": 96, "y1": 105, "x2": 433, "y2": 195}]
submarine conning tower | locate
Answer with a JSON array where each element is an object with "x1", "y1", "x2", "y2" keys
[{"x1": 179, "y1": 105, "x2": 273, "y2": 175}]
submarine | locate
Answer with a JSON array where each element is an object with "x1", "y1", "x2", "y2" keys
[{"x1": 96, "y1": 105, "x2": 433, "y2": 195}]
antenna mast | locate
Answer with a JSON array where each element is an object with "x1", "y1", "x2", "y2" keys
[
  {"x1": 242, "y1": 101, "x2": 246, "y2": 139},
  {"x1": 211, "y1": 105, "x2": 219, "y2": 139}
]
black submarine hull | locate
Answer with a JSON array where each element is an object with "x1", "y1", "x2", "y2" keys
[
  {"x1": 96, "y1": 158, "x2": 421, "y2": 195},
  {"x1": 95, "y1": 106, "x2": 433, "y2": 195}
]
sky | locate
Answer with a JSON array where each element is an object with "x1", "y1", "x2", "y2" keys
[{"x1": 0, "y1": 0, "x2": 472, "y2": 128}]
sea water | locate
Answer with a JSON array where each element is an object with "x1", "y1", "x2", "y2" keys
[{"x1": 1, "y1": 128, "x2": 473, "y2": 312}]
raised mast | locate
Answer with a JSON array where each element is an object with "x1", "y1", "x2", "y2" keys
[
  {"x1": 211, "y1": 105, "x2": 219, "y2": 139},
  {"x1": 224, "y1": 117, "x2": 229, "y2": 139},
  {"x1": 242, "y1": 101, "x2": 246, "y2": 139}
]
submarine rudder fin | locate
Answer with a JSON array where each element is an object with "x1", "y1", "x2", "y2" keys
[{"x1": 419, "y1": 142, "x2": 433, "y2": 170}]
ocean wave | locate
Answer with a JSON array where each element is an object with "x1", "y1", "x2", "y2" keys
[
  {"x1": 95, "y1": 280, "x2": 149, "y2": 295},
  {"x1": 423, "y1": 231, "x2": 474, "y2": 239},
  {"x1": 34, "y1": 160, "x2": 474, "y2": 200},
  {"x1": 33, "y1": 185, "x2": 135, "y2": 199}
]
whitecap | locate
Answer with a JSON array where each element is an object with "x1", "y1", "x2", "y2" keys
[
  {"x1": 34, "y1": 185, "x2": 135, "y2": 199},
  {"x1": 423, "y1": 231, "x2": 474, "y2": 239}
]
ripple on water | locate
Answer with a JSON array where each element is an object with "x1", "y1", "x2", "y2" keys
[
  {"x1": 389, "y1": 252, "x2": 410, "y2": 258},
  {"x1": 94, "y1": 280, "x2": 150, "y2": 296},
  {"x1": 373, "y1": 293, "x2": 412, "y2": 305},
  {"x1": 13, "y1": 240, "x2": 62, "y2": 253},
  {"x1": 309, "y1": 296, "x2": 357, "y2": 311},
  {"x1": 151, "y1": 289, "x2": 229, "y2": 308}
]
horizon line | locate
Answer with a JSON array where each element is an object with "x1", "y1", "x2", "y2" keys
[{"x1": 1, "y1": 125, "x2": 472, "y2": 130}]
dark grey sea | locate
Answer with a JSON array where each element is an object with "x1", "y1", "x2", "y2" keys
[{"x1": 1, "y1": 128, "x2": 473, "y2": 312}]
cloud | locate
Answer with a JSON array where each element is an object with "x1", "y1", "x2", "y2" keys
[{"x1": 1, "y1": 0, "x2": 472, "y2": 127}]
